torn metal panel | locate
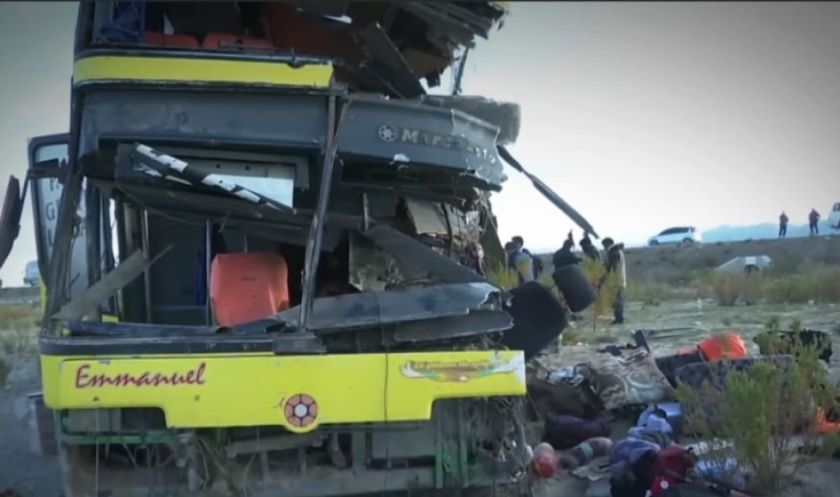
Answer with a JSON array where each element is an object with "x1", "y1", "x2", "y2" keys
[
  {"x1": 392, "y1": 310, "x2": 512, "y2": 343},
  {"x1": 336, "y1": 96, "x2": 505, "y2": 190},
  {"x1": 356, "y1": 23, "x2": 425, "y2": 99},
  {"x1": 403, "y1": 198, "x2": 484, "y2": 274},
  {"x1": 405, "y1": 199, "x2": 448, "y2": 237},
  {"x1": 348, "y1": 231, "x2": 408, "y2": 292},
  {"x1": 401, "y1": 3, "x2": 477, "y2": 48},
  {"x1": 419, "y1": 95, "x2": 520, "y2": 146},
  {"x1": 362, "y1": 224, "x2": 486, "y2": 284},
  {"x1": 270, "y1": 282, "x2": 500, "y2": 332}
]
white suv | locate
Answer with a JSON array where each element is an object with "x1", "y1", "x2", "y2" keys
[
  {"x1": 648, "y1": 226, "x2": 701, "y2": 246},
  {"x1": 829, "y1": 202, "x2": 840, "y2": 230}
]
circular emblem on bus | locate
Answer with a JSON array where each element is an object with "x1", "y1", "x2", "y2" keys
[
  {"x1": 378, "y1": 125, "x2": 397, "y2": 143},
  {"x1": 284, "y1": 394, "x2": 318, "y2": 427}
]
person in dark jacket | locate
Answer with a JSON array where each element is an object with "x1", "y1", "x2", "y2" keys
[
  {"x1": 552, "y1": 231, "x2": 581, "y2": 269},
  {"x1": 779, "y1": 211, "x2": 789, "y2": 238},
  {"x1": 809, "y1": 208, "x2": 821, "y2": 236},
  {"x1": 602, "y1": 237, "x2": 627, "y2": 325},
  {"x1": 579, "y1": 232, "x2": 602, "y2": 262}
]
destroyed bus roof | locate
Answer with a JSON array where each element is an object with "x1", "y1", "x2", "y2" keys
[{"x1": 84, "y1": 1, "x2": 509, "y2": 98}]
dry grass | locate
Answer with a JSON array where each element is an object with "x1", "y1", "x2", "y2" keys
[
  {"x1": 486, "y1": 264, "x2": 519, "y2": 291},
  {"x1": 0, "y1": 304, "x2": 41, "y2": 358},
  {"x1": 698, "y1": 265, "x2": 840, "y2": 307}
]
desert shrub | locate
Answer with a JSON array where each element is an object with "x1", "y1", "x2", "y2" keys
[
  {"x1": 561, "y1": 327, "x2": 585, "y2": 345},
  {"x1": 764, "y1": 249, "x2": 801, "y2": 277},
  {"x1": 580, "y1": 257, "x2": 619, "y2": 332},
  {"x1": 676, "y1": 340, "x2": 839, "y2": 496},
  {"x1": 0, "y1": 304, "x2": 40, "y2": 329},
  {"x1": 763, "y1": 267, "x2": 840, "y2": 304},
  {"x1": 626, "y1": 282, "x2": 668, "y2": 305},
  {"x1": 740, "y1": 273, "x2": 763, "y2": 305},
  {"x1": 811, "y1": 269, "x2": 840, "y2": 302},
  {"x1": 0, "y1": 337, "x2": 14, "y2": 356},
  {"x1": 581, "y1": 258, "x2": 619, "y2": 309},
  {"x1": 707, "y1": 272, "x2": 762, "y2": 306},
  {"x1": 487, "y1": 264, "x2": 518, "y2": 291},
  {"x1": 536, "y1": 271, "x2": 563, "y2": 301},
  {"x1": 764, "y1": 277, "x2": 811, "y2": 304}
]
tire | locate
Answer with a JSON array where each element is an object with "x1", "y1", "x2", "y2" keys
[
  {"x1": 649, "y1": 240, "x2": 660, "y2": 247},
  {"x1": 681, "y1": 238, "x2": 694, "y2": 246}
]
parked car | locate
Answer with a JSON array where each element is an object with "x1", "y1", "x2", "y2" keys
[
  {"x1": 648, "y1": 226, "x2": 701, "y2": 246},
  {"x1": 829, "y1": 202, "x2": 840, "y2": 230},
  {"x1": 23, "y1": 260, "x2": 39, "y2": 287}
]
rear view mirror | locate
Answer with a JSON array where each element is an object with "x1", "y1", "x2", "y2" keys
[{"x1": 0, "y1": 175, "x2": 26, "y2": 270}]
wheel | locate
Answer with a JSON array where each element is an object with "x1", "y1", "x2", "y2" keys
[
  {"x1": 681, "y1": 238, "x2": 694, "y2": 246},
  {"x1": 649, "y1": 240, "x2": 660, "y2": 247}
]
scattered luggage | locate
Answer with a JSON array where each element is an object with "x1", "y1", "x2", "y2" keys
[
  {"x1": 754, "y1": 329, "x2": 832, "y2": 364},
  {"x1": 588, "y1": 349, "x2": 673, "y2": 410},
  {"x1": 545, "y1": 414, "x2": 611, "y2": 450}
]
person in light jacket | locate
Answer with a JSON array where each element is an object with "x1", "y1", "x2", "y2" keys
[{"x1": 601, "y1": 237, "x2": 627, "y2": 325}]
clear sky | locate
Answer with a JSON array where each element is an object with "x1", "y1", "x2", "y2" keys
[{"x1": 1, "y1": 2, "x2": 839, "y2": 284}]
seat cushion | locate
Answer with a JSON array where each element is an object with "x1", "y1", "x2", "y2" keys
[{"x1": 210, "y1": 252, "x2": 289, "y2": 327}]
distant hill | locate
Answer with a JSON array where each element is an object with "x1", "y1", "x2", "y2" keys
[{"x1": 702, "y1": 221, "x2": 834, "y2": 243}]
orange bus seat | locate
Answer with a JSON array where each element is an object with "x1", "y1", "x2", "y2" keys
[
  {"x1": 816, "y1": 407, "x2": 840, "y2": 434},
  {"x1": 697, "y1": 332, "x2": 748, "y2": 362},
  {"x1": 144, "y1": 31, "x2": 200, "y2": 48},
  {"x1": 210, "y1": 253, "x2": 290, "y2": 327},
  {"x1": 202, "y1": 32, "x2": 274, "y2": 50}
]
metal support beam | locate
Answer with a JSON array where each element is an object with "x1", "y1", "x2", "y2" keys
[
  {"x1": 44, "y1": 96, "x2": 85, "y2": 333},
  {"x1": 299, "y1": 92, "x2": 347, "y2": 330}
]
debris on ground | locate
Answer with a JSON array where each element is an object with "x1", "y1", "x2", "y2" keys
[{"x1": 524, "y1": 326, "x2": 840, "y2": 497}]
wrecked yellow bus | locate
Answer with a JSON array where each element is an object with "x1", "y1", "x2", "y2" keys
[{"x1": 0, "y1": 2, "x2": 597, "y2": 496}]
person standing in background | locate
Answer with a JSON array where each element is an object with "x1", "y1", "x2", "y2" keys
[
  {"x1": 512, "y1": 235, "x2": 543, "y2": 279},
  {"x1": 579, "y1": 232, "x2": 602, "y2": 262},
  {"x1": 601, "y1": 237, "x2": 627, "y2": 325},
  {"x1": 778, "y1": 211, "x2": 788, "y2": 238},
  {"x1": 552, "y1": 231, "x2": 581, "y2": 269},
  {"x1": 505, "y1": 241, "x2": 534, "y2": 286},
  {"x1": 809, "y1": 208, "x2": 821, "y2": 236}
]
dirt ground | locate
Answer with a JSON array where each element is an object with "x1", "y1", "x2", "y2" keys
[
  {"x1": 0, "y1": 355, "x2": 62, "y2": 496},
  {"x1": 1, "y1": 299, "x2": 840, "y2": 495}
]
